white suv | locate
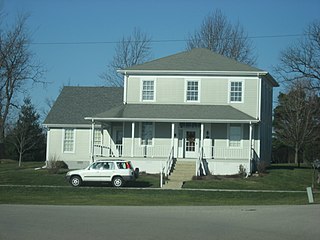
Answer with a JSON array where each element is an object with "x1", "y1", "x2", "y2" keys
[{"x1": 66, "y1": 160, "x2": 139, "y2": 187}]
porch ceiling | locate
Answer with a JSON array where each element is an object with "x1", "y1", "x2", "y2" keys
[{"x1": 86, "y1": 104, "x2": 258, "y2": 123}]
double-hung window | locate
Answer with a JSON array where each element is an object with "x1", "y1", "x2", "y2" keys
[
  {"x1": 140, "y1": 122, "x2": 153, "y2": 146},
  {"x1": 229, "y1": 81, "x2": 243, "y2": 102},
  {"x1": 142, "y1": 80, "x2": 154, "y2": 101},
  {"x1": 94, "y1": 129, "x2": 102, "y2": 146},
  {"x1": 229, "y1": 124, "x2": 242, "y2": 147},
  {"x1": 186, "y1": 80, "x2": 199, "y2": 102},
  {"x1": 63, "y1": 129, "x2": 75, "y2": 152}
]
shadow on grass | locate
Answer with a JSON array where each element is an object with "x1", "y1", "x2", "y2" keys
[
  {"x1": 81, "y1": 181, "x2": 154, "y2": 188},
  {"x1": 268, "y1": 164, "x2": 311, "y2": 171}
]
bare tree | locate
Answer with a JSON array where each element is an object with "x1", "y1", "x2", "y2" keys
[
  {"x1": 100, "y1": 28, "x2": 152, "y2": 87},
  {"x1": 273, "y1": 80, "x2": 320, "y2": 166},
  {"x1": 277, "y1": 20, "x2": 320, "y2": 89},
  {"x1": 0, "y1": 15, "x2": 43, "y2": 158},
  {"x1": 187, "y1": 10, "x2": 256, "y2": 65}
]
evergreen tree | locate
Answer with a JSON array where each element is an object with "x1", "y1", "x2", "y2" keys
[{"x1": 8, "y1": 98, "x2": 45, "y2": 166}]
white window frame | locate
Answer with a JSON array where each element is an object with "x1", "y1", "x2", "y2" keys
[
  {"x1": 140, "y1": 122, "x2": 154, "y2": 146},
  {"x1": 228, "y1": 124, "x2": 243, "y2": 148},
  {"x1": 229, "y1": 79, "x2": 244, "y2": 103},
  {"x1": 141, "y1": 79, "x2": 156, "y2": 102},
  {"x1": 62, "y1": 128, "x2": 75, "y2": 153},
  {"x1": 185, "y1": 79, "x2": 200, "y2": 102}
]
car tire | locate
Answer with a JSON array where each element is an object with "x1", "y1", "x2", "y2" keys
[
  {"x1": 112, "y1": 176, "x2": 123, "y2": 187},
  {"x1": 70, "y1": 176, "x2": 82, "y2": 187}
]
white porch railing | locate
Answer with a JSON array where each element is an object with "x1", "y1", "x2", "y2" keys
[
  {"x1": 94, "y1": 145, "x2": 110, "y2": 157},
  {"x1": 202, "y1": 146, "x2": 249, "y2": 159},
  {"x1": 95, "y1": 144, "x2": 249, "y2": 160},
  {"x1": 164, "y1": 146, "x2": 174, "y2": 177},
  {"x1": 134, "y1": 145, "x2": 171, "y2": 158}
]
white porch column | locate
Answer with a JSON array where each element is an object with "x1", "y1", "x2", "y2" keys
[
  {"x1": 131, "y1": 122, "x2": 135, "y2": 157},
  {"x1": 200, "y1": 123, "x2": 204, "y2": 149},
  {"x1": 248, "y1": 122, "x2": 253, "y2": 175},
  {"x1": 91, "y1": 119, "x2": 95, "y2": 163}
]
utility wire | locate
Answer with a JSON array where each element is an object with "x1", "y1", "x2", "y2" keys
[{"x1": 30, "y1": 33, "x2": 306, "y2": 45}]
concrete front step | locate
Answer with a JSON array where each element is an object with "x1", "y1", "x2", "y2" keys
[{"x1": 162, "y1": 160, "x2": 196, "y2": 189}]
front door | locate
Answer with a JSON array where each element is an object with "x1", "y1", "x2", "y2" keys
[{"x1": 184, "y1": 130, "x2": 199, "y2": 158}]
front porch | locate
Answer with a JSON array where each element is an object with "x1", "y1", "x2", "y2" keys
[
  {"x1": 89, "y1": 120, "x2": 258, "y2": 177},
  {"x1": 94, "y1": 143, "x2": 251, "y2": 160}
]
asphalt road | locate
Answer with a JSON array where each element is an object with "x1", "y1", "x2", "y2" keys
[{"x1": 0, "y1": 205, "x2": 319, "y2": 240}]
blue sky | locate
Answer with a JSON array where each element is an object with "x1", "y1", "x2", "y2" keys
[{"x1": 4, "y1": 0, "x2": 320, "y2": 118}]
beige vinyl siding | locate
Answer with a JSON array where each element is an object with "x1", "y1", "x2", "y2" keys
[
  {"x1": 156, "y1": 78, "x2": 184, "y2": 103},
  {"x1": 126, "y1": 76, "x2": 259, "y2": 118},
  {"x1": 201, "y1": 78, "x2": 227, "y2": 104},
  {"x1": 229, "y1": 78, "x2": 258, "y2": 118},
  {"x1": 47, "y1": 128, "x2": 91, "y2": 162},
  {"x1": 126, "y1": 77, "x2": 141, "y2": 103}
]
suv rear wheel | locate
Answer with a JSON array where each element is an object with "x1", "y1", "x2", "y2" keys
[{"x1": 112, "y1": 176, "x2": 123, "y2": 187}]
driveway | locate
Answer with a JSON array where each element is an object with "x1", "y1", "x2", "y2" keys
[{"x1": 0, "y1": 205, "x2": 319, "y2": 240}]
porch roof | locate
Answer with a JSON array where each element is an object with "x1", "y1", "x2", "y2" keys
[{"x1": 86, "y1": 104, "x2": 258, "y2": 123}]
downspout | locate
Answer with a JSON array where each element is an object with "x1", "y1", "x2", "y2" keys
[
  {"x1": 91, "y1": 119, "x2": 95, "y2": 163},
  {"x1": 45, "y1": 128, "x2": 50, "y2": 167},
  {"x1": 246, "y1": 121, "x2": 253, "y2": 178},
  {"x1": 123, "y1": 72, "x2": 128, "y2": 104}
]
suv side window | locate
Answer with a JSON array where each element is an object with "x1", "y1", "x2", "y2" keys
[{"x1": 106, "y1": 162, "x2": 114, "y2": 170}]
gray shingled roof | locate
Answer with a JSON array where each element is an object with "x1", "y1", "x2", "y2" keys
[
  {"x1": 44, "y1": 86, "x2": 123, "y2": 125},
  {"x1": 123, "y1": 48, "x2": 263, "y2": 72},
  {"x1": 91, "y1": 104, "x2": 257, "y2": 122}
]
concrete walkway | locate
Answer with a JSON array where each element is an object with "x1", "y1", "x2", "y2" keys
[{"x1": 0, "y1": 184, "x2": 308, "y2": 193}]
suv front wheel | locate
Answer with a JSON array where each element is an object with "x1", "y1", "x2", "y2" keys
[
  {"x1": 112, "y1": 176, "x2": 124, "y2": 187},
  {"x1": 70, "y1": 175, "x2": 82, "y2": 187}
]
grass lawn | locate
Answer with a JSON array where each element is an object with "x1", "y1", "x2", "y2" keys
[
  {"x1": 183, "y1": 164, "x2": 320, "y2": 191},
  {"x1": 0, "y1": 161, "x2": 319, "y2": 205}
]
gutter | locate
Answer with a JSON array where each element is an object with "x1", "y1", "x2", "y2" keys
[
  {"x1": 117, "y1": 69, "x2": 269, "y2": 77},
  {"x1": 84, "y1": 117, "x2": 259, "y2": 124}
]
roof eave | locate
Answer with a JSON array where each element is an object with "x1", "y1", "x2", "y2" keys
[
  {"x1": 85, "y1": 117, "x2": 259, "y2": 124},
  {"x1": 117, "y1": 69, "x2": 268, "y2": 76}
]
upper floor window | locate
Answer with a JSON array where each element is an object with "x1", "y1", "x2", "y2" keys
[
  {"x1": 63, "y1": 128, "x2": 75, "y2": 152},
  {"x1": 229, "y1": 81, "x2": 243, "y2": 102},
  {"x1": 186, "y1": 80, "x2": 199, "y2": 102},
  {"x1": 142, "y1": 80, "x2": 154, "y2": 101}
]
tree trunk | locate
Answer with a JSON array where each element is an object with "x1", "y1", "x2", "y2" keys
[
  {"x1": 18, "y1": 151, "x2": 22, "y2": 167},
  {"x1": 295, "y1": 144, "x2": 300, "y2": 167},
  {"x1": 0, "y1": 126, "x2": 5, "y2": 159}
]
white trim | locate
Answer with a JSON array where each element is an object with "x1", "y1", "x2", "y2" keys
[
  {"x1": 120, "y1": 75, "x2": 259, "y2": 80},
  {"x1": 62, "y1": 128, "x2": 76, "y2": 153},
  {"x1": 123, "y1": 74, "x2": 128, "y2": 104},
  {"x1": 140, "y1": 78, "x2": 156, "y2": 102},
  {"x1": 258, "y1": 77, "x2": 262, "y2": 120},
  {"x1": 184, "y1": 79, "x2": 201, "y2": 103},
  {"x1": 228, "y1": 79, "x2": 245, "y2": 103},
  {"x1": 44, "y1": 124, "x2": 98, "y2": 128},
  {"x1": 118, "y1": 69, "x2": 269, "y2": 77},
  {"x1": 46, "y1": 129, "x2": 50, "y2": 161},
  {"x1": 87, "y1": 117, "x2": 259, "y2": 124}
]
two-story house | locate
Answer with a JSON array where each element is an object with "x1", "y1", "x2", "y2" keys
[{"x1": 44, "y1": 48, "x2": 278, "y2": 176}]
